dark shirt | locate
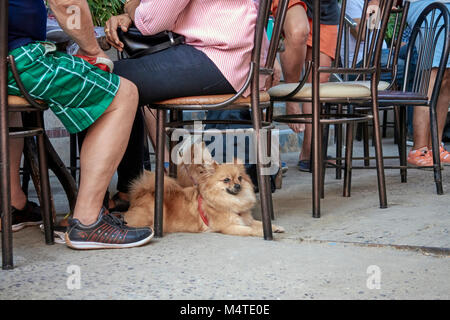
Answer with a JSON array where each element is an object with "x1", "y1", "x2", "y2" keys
[
  {"x1": 8, "y1": 0, "x2": 47, "y2": 52},
  {"x1": 303, "y1": 0, "x2": 340, "y2": 25}
]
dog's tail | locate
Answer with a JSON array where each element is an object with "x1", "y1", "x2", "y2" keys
[{"x1": 129, "y1": 170, "x2": 183, "y2": 203}]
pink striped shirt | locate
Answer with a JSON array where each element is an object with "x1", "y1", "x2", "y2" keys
[{"x1": 134, "y1": 0, "x2": 267, "y2": 95}]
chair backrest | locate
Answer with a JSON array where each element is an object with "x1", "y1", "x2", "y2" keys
[
  {"x1": 331, "y1": 0, "x2": 395, "y2": 82},
  {"x1": 379, "y1": 1, "x2": 410, "y2": 88},
  {"x1": 402, "y1": 2, "x2": 449, "y2": 104},
  {"x1": 203, "y1": 0, "x2": 288, "y2": 109}
]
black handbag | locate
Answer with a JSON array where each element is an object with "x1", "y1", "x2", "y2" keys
[{"x1": 117, "y1": 26, "x2": 185, "y2": 59}]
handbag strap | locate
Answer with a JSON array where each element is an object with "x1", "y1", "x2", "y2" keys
[{"x1": 128, "y1": 32, "x2": 185, "y2": 59}]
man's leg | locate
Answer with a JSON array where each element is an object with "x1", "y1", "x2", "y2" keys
[
  {"x1": 428, "y1": 69, "x2": 450, "y2": 148},
  {"x1": 412, "y1": 69, "x2": 450, "y2": 150},
  {"x1": 72, "y1": 78, "x2": 138, "y2": 225},
  {"x1": 8, "y1": 113, "x2": 26, "y2": 210},
  {"x1": 281, "y1": 5, "x2": 310, "y2": 133}
]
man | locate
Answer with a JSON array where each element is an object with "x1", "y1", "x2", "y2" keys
[
  {"x1": 405, "y1": 0, "x2": 450, "y2": 168},
  {"x1": 6, "y1": 0, "x2": 153, "y2": 249}
]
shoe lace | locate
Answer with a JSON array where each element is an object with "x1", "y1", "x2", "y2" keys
[{"x1": 103, "y1": 213, "x2": 127, "y2": 227}]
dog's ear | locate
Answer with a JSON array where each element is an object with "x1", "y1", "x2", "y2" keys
[
  {"x1": 232, "y1": 157, "x2": 246, "y2": 171},
  {"x1": 197, "y1": 161, "x2": 218, "y2": 180}
]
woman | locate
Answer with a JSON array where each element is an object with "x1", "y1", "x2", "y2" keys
[{"x1": 105, "y1": 0, "x2": 272, "y2": 209}]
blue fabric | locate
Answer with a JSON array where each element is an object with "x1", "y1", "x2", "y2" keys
[
  {"x1": 8, "y1": 0, "x2": 47, "y2": 52},
  {"x1": 407, "y1": 0, "x2": 450, "y2": 68}
]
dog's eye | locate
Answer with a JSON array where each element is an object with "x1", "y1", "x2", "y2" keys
[
  {"x1": 238, "y1": 176, "x2": 242, "y2": 182},
  {"x1": 223, "y1": 178, "x2": 231, "y2": 183}
]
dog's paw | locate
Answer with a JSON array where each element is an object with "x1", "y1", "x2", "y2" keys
[{"x1": 273, "y1": 225, "x2": 285, "y2": 233}]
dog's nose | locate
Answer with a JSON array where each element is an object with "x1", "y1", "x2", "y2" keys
[{"x1": 234, "y1": 184, "x2": 241, "y2": 191}]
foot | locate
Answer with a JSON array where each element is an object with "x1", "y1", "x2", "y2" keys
[
  {"x1": 438, "y1": 143, "x2": 450, "y2": 166},
  {"x1": 285, "y1": 102, "x2": 305, "y2": 133},
  {"x1": 298, "y1": 160, "x2": 310, "y2": 172},
  {"x1": 297, "y1": 156, "x2": 335, "y2": 172},
  {"x1": 407, "y1": 147, "x2": 433, "y2": 169},
  {"x1": 281, "y1": 161, "x2": 288, "y2": 175},
  {"x1": 65, "y1": 208, "x2": 154, "y2": 250},
  {"x1": 9, "y1": 201, "x2": 43, "y2": 232}
]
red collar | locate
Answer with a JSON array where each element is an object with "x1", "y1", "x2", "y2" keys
[{"x1": 197, "y1": 195, "x2": 209, "y2": 227}]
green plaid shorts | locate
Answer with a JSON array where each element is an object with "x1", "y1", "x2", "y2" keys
[{"x1": 8, "y1": 42, "x2": 121, "y2": 134}]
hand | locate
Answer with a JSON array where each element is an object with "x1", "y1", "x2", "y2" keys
[
  {"x1": 272, "y1": 59, "x2": 282, "y2": 87},
  {"x1": 105, "y1": 14, "x2": 133, "y2": 51},
  {"x1": 264, "y1": 59, "x2": 282, "y2": 89}
]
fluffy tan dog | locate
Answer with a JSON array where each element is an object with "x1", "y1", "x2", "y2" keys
[{"x1": 124, "y1": 161, "x2": 285, "y2": 237}]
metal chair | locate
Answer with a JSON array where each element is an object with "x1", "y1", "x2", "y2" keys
[
  {"x1": 333, "y1": 2, "x2": 449, "y2": 196},
  {"x1": 331, "y1": 1, "x2": 410, "y2": 179},
  {"x1": 1, "y1": 1, "x2": 55, "y2": 270},
  {"x1": 269, "y1": 0, "x2": 395, "y2": 218},
  {"x1": 376, "y1": 2, "x2": 450, "y2": 194},
  {"x1": 146, "y1": 0, "x2": 289, "y2": 240}
]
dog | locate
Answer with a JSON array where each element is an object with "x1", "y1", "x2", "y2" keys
[{"x1": 123, "y1": 159, "x2": 285, "y2": 237}]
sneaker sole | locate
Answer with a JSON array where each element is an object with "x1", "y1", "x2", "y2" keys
[
  {"x1": 65, "y1": 232, "x2": 154, "y2": 250},
  {"x1": 407, "y1": 162, "x2": 444, "y2": 171},
  {"x1": 12, "y1": 221, "x2": 43, "y2": 232}
]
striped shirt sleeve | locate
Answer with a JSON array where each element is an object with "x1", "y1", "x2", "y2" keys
[{"x1": 134, "y1": 0, "x2": 190, "y2": 35}]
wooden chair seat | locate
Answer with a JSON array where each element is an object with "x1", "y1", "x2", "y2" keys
[
  {"x1": 154, "y1": 91, "x2": 271, "y2": 106},
  {"x1": 8, "y1": 95, "x2": 45, "y2": 105}
]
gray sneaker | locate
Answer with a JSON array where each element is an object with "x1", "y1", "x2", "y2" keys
[{"x1": 65, "y1": 208, "x2": 153, "y2": 250}]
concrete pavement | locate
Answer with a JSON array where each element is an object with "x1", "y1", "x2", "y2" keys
[{"x1": 1, "y1": 139, "x2": 449, "y2": 300}]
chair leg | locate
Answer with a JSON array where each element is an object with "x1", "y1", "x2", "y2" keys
[
  {"x1": 266, "y1": 125, "x2": 275, "y2": 220},
  {"x1": 1, "y1": 126, "x2": 13, "y2": 270},
  {"x1": 255, "y1": 154, "x2": 273, "y2": 240},
  {"x1": 343, "y1": 122, "x2": 354, "y2": 197},
  {"x1": 154, "y1": 108, "x2": 166, "y2": 237},
  {"x1": 44, "y1": 133, "x2": 78, "y2": 213},
  {"x1": 169, "y1": 110, "x2": 178, "y2": 178},
  {"x1": 251, "y1": 106, "x2": 273, "y2": 239},
  {"x1": 398, "y1": 106, "x2": 407, "y2": 183},
  {"x1": 363, "y1": 121, "x2": 370, "y2": 167},
  {"x1": 312, "y1": 114, "x2": 321, "y2": 218},
  {"x1": 335, "y1": 104, "x2": 343, "y2": 180},
  {"x1": 429, "y1": 105, "x2": 444, "y2": 195},
  {"x1": 69, "y1": 134, "x2": 77, "y2": 181},
  {"x1": 36, "y1": 112, "x2": 54, "y2": 245},
  {"x1": 321, "y1": 107, "x2": 331, "y2": 199},
  {"x1": 371, "y1": 96, "x2": 388, "y2": 209},
  {"x1": 382, "y1": 110, "x2": 388, "y2": 138}
]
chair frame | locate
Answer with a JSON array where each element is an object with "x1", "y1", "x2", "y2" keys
[
  {"x1": 1, "y1": 1, "x2": 57, "y2": 269},
  {"x1": 386, "y1": 2, "x2": 449, "y2": 194},
  {"x1": 270, "y1": 0, "x2": 395, "y2": 218},
  {"x1": 333, "y1": 2, "x2": 449, "y2": 196},
  {"x1": 146, "y1": 0, "x2": 289, "y2": 240},
  {"x1": 331, "y1": 2, "x2": 410, "y2": 179}
]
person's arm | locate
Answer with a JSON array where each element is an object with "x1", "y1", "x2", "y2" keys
[
  {"x1": 123, "y1": 0, "x2": 140, "y2": 21},
  {"x1": 47, "y1": 0, "x2": 107, "y2": 58},
  {"x1": 133, "y1": 0, "x2": 190, "y2": 35}
]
